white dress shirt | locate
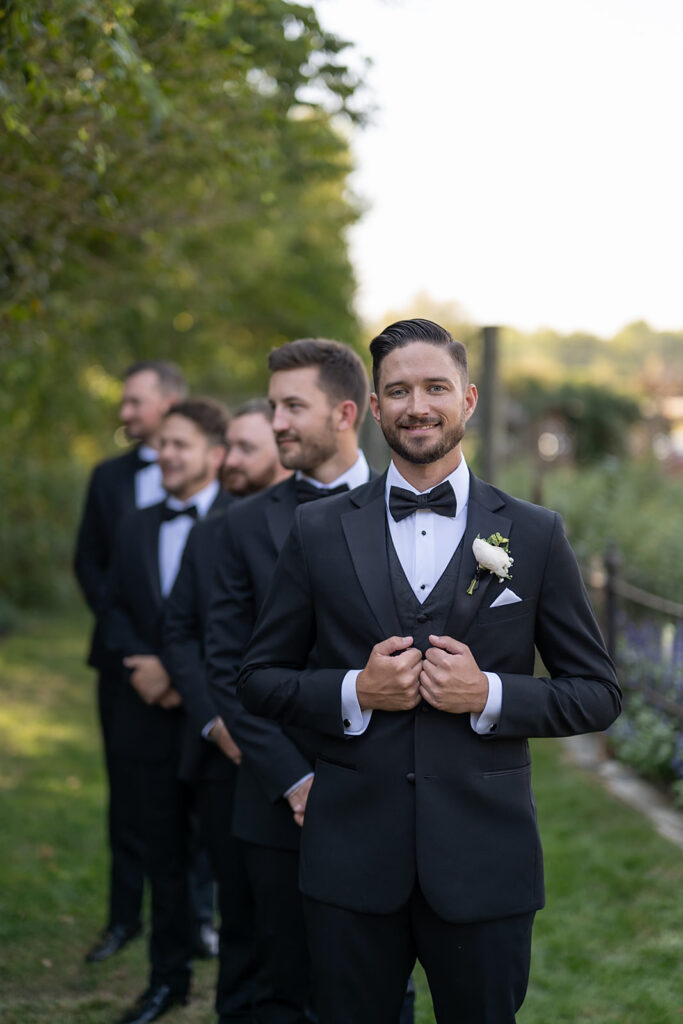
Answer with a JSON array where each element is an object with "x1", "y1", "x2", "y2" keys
[
  {"x1": 134, "y1": 444, "x2": 166, "y2": 509},
  {"x1": 341, "y1": 456, "x2": 502, "y2": 737},
  {"x1": 158, "y1": 479, "x2": 220, "y2": 598},
  {"x1": 296, "y1": 450, "x2": 371, "y2": 492}
]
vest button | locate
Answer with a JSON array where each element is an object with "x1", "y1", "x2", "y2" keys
[
  {"x1": 416, "y1": 613, "x2": 428, "y2": 623},
  {"x1": 405, "y1": 772, "x2": 416, "y2": 784}
]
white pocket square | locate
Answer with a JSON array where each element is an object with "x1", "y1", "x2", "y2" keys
[{"x1": 489, "y1": 588, "x2": 523, "y2": 608}]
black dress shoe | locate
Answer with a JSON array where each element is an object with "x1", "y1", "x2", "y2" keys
[
  {"x1": 84, "y1": 923, "x2": 142, "y2": 963},
  {"x1": 192, "y1": 921, "x2": 218, "y2": 959},
  {"x1": 117, "y1": 985, "x2": 188, "y2": 1024}
]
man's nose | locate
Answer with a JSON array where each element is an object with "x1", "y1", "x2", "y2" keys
[
  {"x1": 406, "y1": 390, "x2": 429, "y2": 417},
  {"x1": 271, "y1": 407, "x2": 289, "y2": 433}
]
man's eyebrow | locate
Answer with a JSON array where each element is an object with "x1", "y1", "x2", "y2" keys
[{"x1": 382, "y1": 376, "x2": 453, "y2": 390}]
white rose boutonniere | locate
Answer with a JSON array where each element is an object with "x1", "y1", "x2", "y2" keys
[{"x1": 467, "y1": 533, "x2": 513, "y2": 595}]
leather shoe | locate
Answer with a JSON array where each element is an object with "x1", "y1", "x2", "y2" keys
[
  {"x1": 117, "y1": 985, "x2": 188, "y2": 1023},
  {"x1": 193, "y1": 921, "x2": 218, "y2": 959},
  {"x1": 84, "y1": 923, "x2": 142, "y2": 963}
]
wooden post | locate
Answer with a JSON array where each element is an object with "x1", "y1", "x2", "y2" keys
[
  {"x1": 480, "y1": 325, "x2": 500, "y2": 484},
  {"x1": 604, "y1": 542, "x2": 620, "y2": 665}
]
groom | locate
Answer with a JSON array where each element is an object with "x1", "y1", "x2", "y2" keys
[{"x1": 239, "y1": 318, "x2": 621, "y2": 1024}]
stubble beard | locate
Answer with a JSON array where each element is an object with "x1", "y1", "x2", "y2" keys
[
  {"x1": 276, "y1": 418, "x2": 338, "y2": 475},
  {"x1": 381, "y1": 415, "x2": 466, "y2": 466}
]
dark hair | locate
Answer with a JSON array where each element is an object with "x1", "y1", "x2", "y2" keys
[
  {"x1": 164, "y1": 398, "x2": 229, "y2": 446},
  {"x1": 369, "y1": 318, "x2": 468, "y2": 392},
  {"x1": 233, "y1": 397, "x2": 274, "y2": 422},
  {"x1": 267, "y1": 338, "x2": 369, "y2": 429},
  {"x1": 123, "y1": 360, "x2": 188, "y2": 398}
]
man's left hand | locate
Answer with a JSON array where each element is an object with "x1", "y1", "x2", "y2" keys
[{"x1": 419, "y1": 635, "x2": 489, "y2": 714}]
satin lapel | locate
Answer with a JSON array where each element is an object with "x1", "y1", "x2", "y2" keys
[
  {"x1": 265, "y1": 478, "x2": 298, "y2": 553},
  {"x1": 445, "y1": 478, "x2": 512, "y2": 641},
  {"x1": 341, "y1": 474, "x2": 401, "y2": 640}
]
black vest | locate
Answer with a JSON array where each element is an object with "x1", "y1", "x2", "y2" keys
[{"x1": 386, "y1": 524, "x2": 463, "y2": 654}]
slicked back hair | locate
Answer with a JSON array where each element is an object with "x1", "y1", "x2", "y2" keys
[
  {"x1": 123, "y1": 360, "x2": 188, "y2": 398},
  {"x1": 164, "y1": 398, "x2": 229, "y2": 447},
  {"x1": 233, "y1": 397, "x2": 274, "y2": 422},
  {"x1": 267, "y1": 338, "x2": 369, "y2": 430},
  {"x1": 369, "y1": 318, "x2": 468, "y2": 392}
]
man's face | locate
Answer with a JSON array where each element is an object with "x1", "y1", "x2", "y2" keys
[
  {"x1": 158, "y1": 414, "x2": 224, "y2": 500},
  {"x1": 119, "y1": 370, "x2": 173, "y2": 443},
  {"x1": 268, "y1": 367, "x2": 339, "y2": 474},
  {"x1": 223, "y1": 413, "x2": 282, "y2": 496},
  {"x1": 370, "y1": 341, "x2": 477, "y2": 465}
]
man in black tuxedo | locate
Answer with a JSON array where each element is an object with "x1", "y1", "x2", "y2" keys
[
  {"x1": 74, "y1": 361, "x2": 187, "y2": 962},
  {"x1": 161, "y1": 398, "x2": 291, "y2": 1023},
  {"x1": 238, "y1": 319, "x2": 622, "y2": 1024},
  {"x1": 107, "y1": 399, "x2": 230, "y2": 1024},
  {"x1": 206, "y1": 338, "x2": 376, "y2": 1024}
]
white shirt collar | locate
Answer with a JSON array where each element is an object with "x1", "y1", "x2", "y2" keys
[
  {"x1": 165, "y1": 478, "x2": 220, "y2": 517},
  {"x1": 297, "y1": 450, "x2": 370, "y2": 491},
  {"x1": 385, "y1": 454, "x2": 470, "y2": 512},
  {"x1": 138, "y1": 444, "x2": 158, "y2": 463}
]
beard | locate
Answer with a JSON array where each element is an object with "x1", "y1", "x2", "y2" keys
[
  {"x1": 223, "y1": 464, "x2": 276, "y2": 497},
  {"x1": 380, "y1": 413, "x2": 467, "y2": 465},
  {"x1": 276, "y1": 417, "x2": 337, "y2": 475}
]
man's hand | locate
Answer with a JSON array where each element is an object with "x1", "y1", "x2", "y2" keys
[
  {"x1": 124, "y1": 655, "x2": 171, "y2": 705},
  {"x1": 157, "y1": 687, "x2": 182, "y2": 710},
  {"x1": 356, "y1": 636, "x2": 422, "y2": 711},
  {"x1": 208, "y1": 717, "x2": 242, "y2": 765},
  {"x1": 419, "y1": 635, "x2": 489, "y2": 714},
  {"x1": 286, "y1": 775, "x2": 314, "y2": 828}
]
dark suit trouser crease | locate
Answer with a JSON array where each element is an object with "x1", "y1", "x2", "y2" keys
[
  {"x1": 196, "y1": 781, "x2": 260, "y2": 1021},
  {"x1": 97, "y1": 670, "x2": 145, "y2": 929},
  {"x1": 303, "y1": 885, "x2": 534, "y2": 1024},
  {"x1": 242, "y1": 841, "x2": 314, "y2": 1024},
  {"x1": 138, "y1": 758, "x2": 194, "y2": 995}
]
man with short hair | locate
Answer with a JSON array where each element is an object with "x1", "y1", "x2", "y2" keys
[
  {"x1": 223, "y1": 397, "x2": 291, "y2": 497},
  {"x1": 75, "y1": 361, "x2": 187, "y2": 963},
  {"x1": 238, "y1": 319, "x2": 621, "y2": 1024},
  {"x1": 107, "y1": 399, "x2": 231, "y2": 1024},
  {"x1": 205, "y1": 338, "x2": 374, "y2": 1024}
]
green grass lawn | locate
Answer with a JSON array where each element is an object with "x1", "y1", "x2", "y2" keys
[{"x1": 1, "y1": 610, "x2": 682, "y2": 1023}]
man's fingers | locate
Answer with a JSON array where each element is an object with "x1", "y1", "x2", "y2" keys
[
  {"x1": 428, "y1": 635, "x2": 467, "y2": 656},
  {"x1": 375, "y1": 635, "x2": 414, "y2": 657},
  {"x1": 123, "y1": 655, "x2": 142, "y2": 668}
]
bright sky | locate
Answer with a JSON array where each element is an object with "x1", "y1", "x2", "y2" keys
[{"x1": 318, "y1": 0, "x2": 683, "y2": 337}]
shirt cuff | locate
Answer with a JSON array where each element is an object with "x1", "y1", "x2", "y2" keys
[
  {"x1": 201, "y1": 716, "x2": 219, "y2": 740},
  {"x1": 283, "y1": 772, "x2": 315, "y2": 799},
  {"x1": 470, "y1": 672, "x2": 502, "y2": 735},
  {"x1": 341, "y1": 670, "x2": 373, "y2": 736}
]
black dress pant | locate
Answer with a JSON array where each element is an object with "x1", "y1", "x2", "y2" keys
[
  {"x1": 138, "y1": 758, "x2": 194, "y2": 996},
  {"x1": 97, "y1": 670, "x2": 144, "y2": 929},
  {"x1": 242, "y1": 841, "x2": 315, "y2": 1024},
  {"x1": 303, "y1": 884, "x2": 534, "y2": 1024},
  {"x1": 196, "y1": 781, "x2": 260, "y2": 1023}
]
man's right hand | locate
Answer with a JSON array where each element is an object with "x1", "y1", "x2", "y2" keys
[
  {"x1": 356, "y1": 636, "x2": 422, "y2": 711},
  {"x1": 124, "y1": 654, "x2": 171, "y2": 705},
  {"x1": 208, "y1": 717, "x2": 243, "y2": 765}
]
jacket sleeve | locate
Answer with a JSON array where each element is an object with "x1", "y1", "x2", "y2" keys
[
  {"x1": 162, "y1": 527, "x2": 216, "y2": 733},
  {"x1": 496, "y1": 513, "x2": 621, "y2": 737},
  {"x1": 206, "y1": 512, "x2": 313, "y2": 801},
  {"x1": 105, "y1": 520, "x2": 155, "y2": 658},
  {"x1": 74, "y1": 464, "x2": 111, "y2": 617},
  {"x1": 238, "y1": 510, "x2": 347, "y2": 739}
]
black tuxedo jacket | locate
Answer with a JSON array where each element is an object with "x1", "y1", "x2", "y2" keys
[
  {"x1": 239, "y1": 471, "x2": 621, "y2": 923},
  {"x1": 206, "y1": 475, "x2": 318, "y2": 850},
  {"x1": 106, "y1": 489, "x2": 231, "y2": 761},
  {"x1": 162, "y1": 506, "x2": 238, "y2": 781},
  {"x1": 74, "y1": 447, "x2": 147, "y2": 669}
]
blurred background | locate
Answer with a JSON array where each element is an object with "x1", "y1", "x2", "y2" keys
[{"x1": 1, "y1": 3, "x2": 682, "y2": 1020}]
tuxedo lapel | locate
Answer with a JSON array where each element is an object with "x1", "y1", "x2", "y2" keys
[
  {"x1": 142, "y1": 505, "x2": 163, "y2": 606},
  {"x1": 265, "y1": 478, "x2": 299, "y2": 553},
  {"x1": 341, "y1": 473, "x2": 402, "y2": 640},
  {"x1": 445, "y1": 474, "x2": 512, "y2": 641}
]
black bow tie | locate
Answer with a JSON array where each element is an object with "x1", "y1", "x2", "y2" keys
[
  {"x1": 133, "y1": 449, "x2": 157, "y2": 470},
  {"x1": 295, "y1": 480, "x2": 350, "y2": 505},
  {"x1": 389, "y1": 481, "x2": 457, "y2": 522},
  {"x1": 161, "y1": 503, "x2": 199, "y2": 522}
]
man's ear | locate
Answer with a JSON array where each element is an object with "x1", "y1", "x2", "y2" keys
[
  {"x1": 335, "y1": 399, "x2": 358, "y2": 432},
  {"x1": 464, "y1": 383, "x2": 478, "y2": 422},
  {"x1": 369, "y1": 393, "x2": 380, "y2": 425}
]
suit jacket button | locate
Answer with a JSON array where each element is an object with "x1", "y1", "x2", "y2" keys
[
  {"x1": 405, "y1": 772, "x2": 416, "y2": 784},
  {"x1": 416, "y1": 613, "x2": 428, "y2": 624}
]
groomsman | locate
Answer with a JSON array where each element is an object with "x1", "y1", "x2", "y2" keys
[
  {"x1": 161, "y1": 397, "x2": 290, "y2": 1023},
  {"x1": 206, "y1": 338, "x2": 373, "y2": 1023},
  {"x1": 107, "y1": 399, "x2": 230, "y2": 1024},
  {"x1": 74, "y1": 361, "x2": 187, "y2": 962},
  {"x1": 238, "y1": 319, "x2": 621, "y2": 1024},
  {"x1": 222, "y1": 397, "x2": 290, "y2": 497}
]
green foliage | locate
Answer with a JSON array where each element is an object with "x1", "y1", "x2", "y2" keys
[
  {"x1": 609, "y1": 697, "x2": 677, "y2": 784},
  {"x1": 1, "y1": 0, "x2": 366, "y2": 612}
]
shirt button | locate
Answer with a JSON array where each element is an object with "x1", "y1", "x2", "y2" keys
[
  {"x1": 421, "y1": 530, "x2": 426, "y2": 536},
  {"x1": 420, "y1": 584, "x2": 426, "y2": 590}
]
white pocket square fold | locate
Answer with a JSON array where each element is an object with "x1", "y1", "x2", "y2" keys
[{"x1": 489, "y1": 588, "x2": 523, "y2": 608}]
